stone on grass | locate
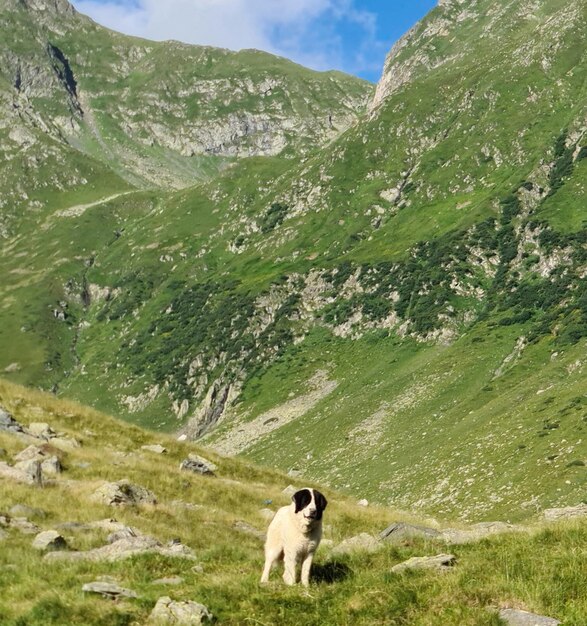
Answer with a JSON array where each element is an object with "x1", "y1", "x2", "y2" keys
[
  {"x1": 92, "y1": 480, "x2": 157, "y2": 506},
  {"x1": 543, "y1": 504, "x2": 587, "y2": 521},
  {"x1": 179, "y1": 454, "x2": 217, "y2": 476},
  {"x1": 27, "y1": 423, "x2": 55, "y2": 439},
  {"x1": 149, "y1": 596, "x2": 214, "y2": 625},
  {"x1": 498, "y1": 608, "x2": 560, "y2": 625},
  {"x1": 357, "y1": 499, "x2": 369, "y2": 507},
  {"x1": 380, "y1": 522, "x2": 441, "y2": 543},
  {"x1": 82, "y1": 581, "x2": 138, "y2": 599},
  {"x1": 441, "y1": 522, "x2": 522, "y2": 545},
  {"x1": 50, "y1": 436, "x2": 80, "y2": 450},
  {"x1": 259, "y1": 508, "x2": 274, "y2": 521},
  {"x1": 152, "y1": 577, "x2": 184, "y2": 586},
  {"x1": 0, "y1": 460, "x2": 42, "y2": 486},
  {"x1": 0, "y1": 407, "x2": 24, "y2": 434},
  {"x1": 391, "y1": 553, "x2": 456, "y2": 573},
  {"x1": 282, "y1": 485, "x2": 296, "y2": 497},
  {"x1": 331, "y1": 533, "x2": 381, "y2": 555},
  {"x1": 44, "y1": 534, "x2": 196, "y2": 563},
  {"x1": 32, "y1": 530, "x2": 67, "y2": 551},
  {"x1": 142, "y1": 444, "x2": 167, "y2": 454},
  {"x1": 233, "y1": 520, "x2": 265, "y2": 540},
  {"x1": 107, "y1": 526, "x2": 142, "y2": 543},
  {"x1": 0, "y1": 514, "x2": 40, "y2": 534},
  {"x1": 9, "y1": 504, "x2": 46, "y2": 519}
]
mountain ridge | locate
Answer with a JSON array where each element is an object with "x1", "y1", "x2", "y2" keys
[{"x1": 0, "y1": 0, "x2": 586, "y2": 522}]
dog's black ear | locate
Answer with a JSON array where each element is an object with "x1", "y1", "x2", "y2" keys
[
  {"x1": 292, "y1": 489, "x2": 312, "y2": 513},
  {"x1": 313, "y1": 490, "x2": 328, "y2": 512}
]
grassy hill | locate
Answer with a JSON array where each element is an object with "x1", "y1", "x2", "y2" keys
[
  {"x1": 0, "y1": 0, "x2": 586, "y2": 524},
  {"x1": 1, "y1": 379, "x2": 586, "y2": 625}
]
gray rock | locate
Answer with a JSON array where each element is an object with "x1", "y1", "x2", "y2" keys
[
  {"x1": 380, "y1": 522, "x2": 441, "y2": 543},
  {"x1": 543, "y1": 504, "x2": 587, "y2": 521},
  {"x1": 44, "y1": 534, "x2": 196, "y2": 563},
  {"x1": 107, "y1": 526, "x2": 142, "y2": 543},
  {"x1": 91, "y1": 480, "x2": 157, "y2": 506},
  {"x1": 391, "y1": 553, "x2": 456, "y2": 573},
  {"x1": 0, "y1": 407, "x2": 24, "y2": 434},
  {"x1": 27, "y1": 422, "x2": 55, "y2": 439},
  {"x1": 331, "y1": 533, "x2": 381, "y2": 555},
  {"x1": 148, "y1": 596, "x2": 214, "y2": 624},
  {"x1": 232, "y1": 520, "x2": 265, "y2": 541},
  {"x1": 179, "y1": 454, "x2": 217, "y2": 476},
  {"x1": 142, "y1": 444, "x2": 167, "y2": 454},
  {"x1": 50, "y1": 436, "x2": 80, "y2": 450},
  {"x1": 441, "y1": 522, "x2": 523, "y2": 545},
  {"x1": 82, "y1": 581, "x2": 138, "y2": 599},
  {"x1": 498, "y1": 608, "x2": 561, "y2": 625},
  {"x1": 14, "y1": 445, "x2": 45, "y2": 462},
  {"x1": 282, "y1": 485, "x2": 296, "y2": 497},
  {"x1": 152, "y1": 577, "x2": 184, "y2": 586},
  {"x1": 0, "y1": 460, "x2": 42, "y2": 486},
  {"x1": 32, "y1": 530, "x2": 67, "y2": 551},
  {"x1": 0, "y1": 514, "x2": 40, "y2": 534},
  {"x1": 259, "y1": 508, "x2": 274, "y2": 521},
  {"x1": 41, "y1": 456, "x2": 62, "y2": 475},
  {"x1": 9, "y1": 504, "x2": 46, "y2": 519}
]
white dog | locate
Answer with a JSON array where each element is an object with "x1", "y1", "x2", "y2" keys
[{"x1": 260, "y1": 487, "x2": 328, "y2": 587}]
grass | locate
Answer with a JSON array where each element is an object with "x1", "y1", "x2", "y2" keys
[{"x1": 0, "y1": 379, "x2": 586, "y2": 625}]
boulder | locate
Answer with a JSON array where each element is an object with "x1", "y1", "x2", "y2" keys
[
  {"x1": 0, "y1": 460, "x2": 42, "y2": 486},
  {"x1": 27, "y1": 423, "x2": 55, "y2": 439},
  {"x1": 82, "y1": 581, "x2": 138, "y2": 599},
  {"x1": 152, "y1": 577, "x2": 184, "y2": 586},
  {"x1": 380, "y1": 522, "x2": 441, "y2": 543},
  {"x1": 8, "y1": 504, "x2": 46, "y2": 519},
  {"x1": 179, "y1": 454, "x2": 217, "y2": 476},
  {"x1": 32, "y1": 530, "x2": 67, "y2": 551},
  {"x1": 232, "y1": 520, "x2": 265, "y2": 541},
  {"x1": 0, "y1": 514, "x2": 40, "y2": 534},
  {"x1": 50, "y1": 436, "x2": 80, "y2": 450},
  {"x1": 259, "y1": 508, "x2": 274, "y2": 521},
  {"x1": 282, "y1": 485, "x2": 296, "y2": 497},
  {"x1": 14, "y1": 445, "x2": 45, "y2": 462},
  {"x1": 91, "y1": 480, "x2": 157, "y2": 506},
  {"x1": 331, "y1": 533, "x2": 381, "y2": 555},
  {"x1": 357, "y1": 499, "x2": 369, "y2": 507},
  {"x1": 498, "y1": 608, "x2": 560, "y2": 625},
  {"x1": 148, "y1": 596, "x2": 214, "y2": 624},
  {"x1": 441, "y1": 522, "x2": 523, "y2": 545},
  {"x1": 543, "y1": 504, "x2": 587, "y2": 521},
  {"x1": 44, "y1": 534, "x2": 196, "y2": 563},
  {"x1": 0, "y1": 407, "x2": 24, "y2": 434},
  {"x1": 142, "y1": 444, "x2": 167, "y2": 454},
  {"x1": 391, "y1": 553, "x2": 456, "y2": 573},
  {"x1": 107, "y1": 526, "x2": 142, "y2": 543}
]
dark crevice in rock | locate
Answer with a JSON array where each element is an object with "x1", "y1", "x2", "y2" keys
[{"x1": 46, "y1": 42, "x2": 83, "y2": 116}]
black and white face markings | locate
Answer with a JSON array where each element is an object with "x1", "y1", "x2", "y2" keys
[{"x1": 292, "y1": 488, "x2": 328, "y2": 521}]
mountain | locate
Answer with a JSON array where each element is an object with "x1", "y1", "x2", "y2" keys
[
  {"x1": 0, "y1": 0, "x2": 586, "y2": 522},
  {"x1": 0, "y1": 378, "x2": 586, "y2": 626}
]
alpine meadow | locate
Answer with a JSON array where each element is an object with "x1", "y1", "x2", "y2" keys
[{"x1": 1, "y1": 0, "x2": 586, "y2": 624}]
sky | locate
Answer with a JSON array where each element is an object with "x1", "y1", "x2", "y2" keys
[{"x1": 70, "y1": 0, "x2": 438, "y2": 83}]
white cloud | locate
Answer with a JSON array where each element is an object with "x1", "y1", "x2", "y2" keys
[{"x1": 71, "y1": 0, "x2": 386, "y2": 78}]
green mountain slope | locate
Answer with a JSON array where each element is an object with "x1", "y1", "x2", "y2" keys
[
  {"x1": 0, "y1": 0, "x2": 586, "y2": 521},
  {"x1": 0, "y1": 380, "x2": 586, "y2": 626}
]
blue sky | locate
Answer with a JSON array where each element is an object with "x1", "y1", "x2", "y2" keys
[{"x1": 71, "y1": 0, "x2": 438, "y2": 82}]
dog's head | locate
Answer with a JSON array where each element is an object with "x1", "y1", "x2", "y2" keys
[{"x1": 292, "y1": 488, "x2": 327, "y2": 522}]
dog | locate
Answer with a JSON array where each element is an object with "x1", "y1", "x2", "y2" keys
[{"x1": 260, "y1": 487, "x2": 327, "y2": 587}]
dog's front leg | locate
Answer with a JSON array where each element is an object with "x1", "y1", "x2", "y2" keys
[
  {"x1": 300, "y1": 552, "x2": 314, "y2": 587},
  {"x1": 283, "y1": 551, "x2": 297, "y2": 585}
]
